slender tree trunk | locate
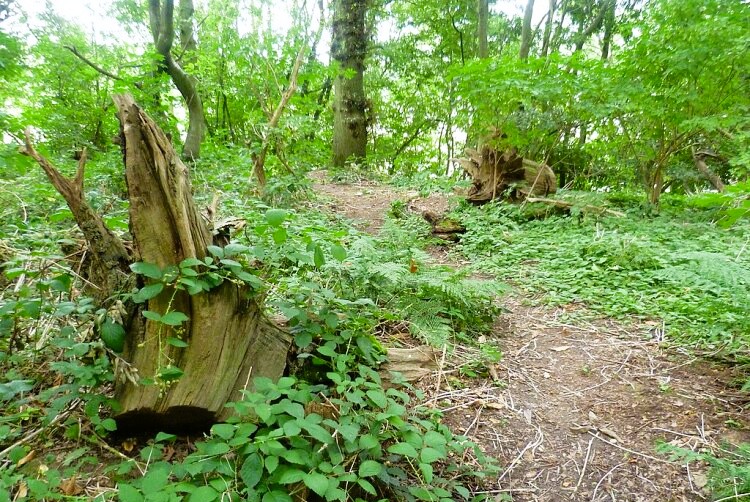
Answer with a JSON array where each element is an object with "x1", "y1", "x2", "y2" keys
[
  {"x1": 478, "y1": 0, "x2": 489, "y2": 59},
  {"x1": 574, "y1": 0, "x2": 613, "y2": 54},
  {"x1": 149, "y1": 0, "x2": 206, "y2": 160},
  {"x1": 331, "y1": 0, "x2": 368, "y2": 167},
  {"x1": 549, "y1": 0, "x2": 569, "y2": 55},
  {"x1": 519, "y1": 0, "x2": 536, "y2": 60},
  {"x1": 600, "y1": 0, "x2": 616, "y2": 60},
  {"x1": 540, "y1": 0, "x2": 557, "y2": 57}
]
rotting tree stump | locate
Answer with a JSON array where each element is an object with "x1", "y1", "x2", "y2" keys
[
  {"x1": 24, "y1": 94, "x2": 291, "y2": 432},
  {"x1": 455, "y1": 146, "x2": 557, "y2": 204}
]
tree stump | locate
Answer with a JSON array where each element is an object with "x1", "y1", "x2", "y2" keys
[
  {"x1": 25, "y1": 95, "x2": 291, "y2": 432},
  {"x1": 112, "y1": 95, "x2": 291, "y2": 431},
  {"x1": 455, "y1": 146, "x2": 557, "y2": 203}
]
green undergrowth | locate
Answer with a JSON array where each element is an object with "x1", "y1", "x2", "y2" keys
[
  {"x1": 455, "y1": 191, "x2": 750, "y2": 361},
  {"x1": 0, "y1": 154, "x2": 503, "y2": 501}
]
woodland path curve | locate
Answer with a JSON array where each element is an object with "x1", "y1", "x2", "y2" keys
[{"x1": 311, "y1": 172, "x2": 749, "y2": 502}]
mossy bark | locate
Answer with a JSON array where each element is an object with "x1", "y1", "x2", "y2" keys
[{"x1": 331, "y1": 0, "x2": 368, "y2": 167}]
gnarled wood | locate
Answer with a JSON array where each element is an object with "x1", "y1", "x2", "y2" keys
[
  {"x1": 456, "y1": 145, "x2": 557, "y2": 204},
  {"x1": 20, "y1": 133, "x2": 132, "y2": 302},
  {"x1": 113, "y1": 95, "x2": 290, "y2": 430}
]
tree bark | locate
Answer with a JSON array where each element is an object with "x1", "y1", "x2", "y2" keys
[
  {"x1": 519, "y1": 0, "x2": 536, "y2": 60},
  {"x1": 540, "y1": 0, "x2": 557, "y2": 57},
  {"x1": 331, "y1": 0, "x2": 368, "y2": 167},
  {"x1": 478, "y1": 0, "x2": 489, "y2": 59},
  {"x1": 693, "y1": 148, "x2": 726, "y2": 192},
  {"x1": 148, "y1": 0, "x2": 206, "y2": 160},
  {"x1": 109, "y1": 95, "x2": 291, "y2": 431}
]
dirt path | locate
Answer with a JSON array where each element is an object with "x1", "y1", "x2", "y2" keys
[{"x1": 312, "y1": 174, "x2": 750, "y2": 502}]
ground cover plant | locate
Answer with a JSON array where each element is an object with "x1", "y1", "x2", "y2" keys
[{"x1": 455, "y1": 193, "x2": 750, "y2": 359}]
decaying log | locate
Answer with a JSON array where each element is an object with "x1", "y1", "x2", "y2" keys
[
  {"x1": 111, "y1": 94, "x2": 291, "y2": 431},
  {"x1": 455, "y1": 145, "x2": 557, "y2": 203},
  {"x1": 381, "y1": 346, "x2": 439, "y2": 383}
]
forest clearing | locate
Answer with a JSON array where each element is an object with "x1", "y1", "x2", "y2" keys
[{"x1": 1, "y1": 0, "x2": 749, "y2": 501}]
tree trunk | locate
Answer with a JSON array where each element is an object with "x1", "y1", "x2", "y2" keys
[
  {"x1": 540, "y1": 0, "x2": 557, "y2": 57},
  {"x1": 519, "y1": 0, "x2": 536, "y2": 60},
  {"x1": 110, "y1": 95, "x2": 291, "y2": 432},
  {"x1": 149, "y1": 0, "x2": 206, "y2": 160},
  {"x1": 331, "y1": 0, "x2": 368, "y2": 167},
  {"x1": 693, "y1": 149, "x2": 726, "y2": 192},
  {"x1": 478, "y1": 0, "x2": 489, "y2": 59}
]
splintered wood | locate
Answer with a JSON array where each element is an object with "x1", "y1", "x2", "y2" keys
[{"x1": 455, "y1": 146, "x2": 557, "y2": 203}]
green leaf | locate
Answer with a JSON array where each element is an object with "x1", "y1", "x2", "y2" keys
[
  {"x1": 239, "y1": 453, "x2": 263, "y2": 489},
  {"x1": 359, "y1": 434, "x2": 379, "y2": 450},
  {"x1": 270, "y1": 400, "x2": 305, "y2": 419},
  {"x1": 277, "y1": 468, "x2": 305, "y2": 484},
  {"x1": 358, "y1": 460, "x2": 382, "y2": 478},
  {"x1": 180, "y1": 257, "x2": 204, "y2": 268},
  {"x1": 313, "y1": 245, "x2": 325, "y2": 268},
  {"x1": 420, "y1": 447, "x2": 444, "y2": 464},
  {"x1": 387, "y1": 442, "x2": 418, "y2": 458},
  {"x1": 154, "y1": 432, "x2": 176, "y2": 443},
  {"x1": 262, "y1": 491, "x2": 292, "y2": 502},
  {"x1": 366, "y1": 389, "x2": 387, "y2": 408},
  {"x1": 331, "y1": 244, "x2": 347, "y2": 262},
  {"x1": 223, "y1": 243, "x2": 249, "y2": 257},
  {"x1": 158, "y1": 366, "x2": 184, "y2": 382},
  {"x1": 130, "y1": 262, "x2": 163, "y2": 280},
  {"x1": 132, "y1": 283, "x2": 164, "y2": 303},
  {"x1": 207, "y1": 245, "x2": 224, "y2": 258},
  {"x1": 265, "y1": 454, "x2": 279, "y2": 474},
  {"x1": 265, "y1": 209, "x2": 288, "y2": 227},
  {"x1": 203, "y1": 442, "x2": 230, "y2": 456},
  {"x1": 419, "y1": 462, "x2": 434, "y2": 483},
  {"x1": 161, "y1": 311, "x2": 189, "y2": 326},
  {"x1": 100, "y1": 319, "x2": 126, "y2": 352},
  {"x1": 100, "y1": 418, "x2": 118, "y2": 431},
  {"x1": 357, "y1": 478, "x2": 377, "y2": 495},
  {"x1": 141, "y1": 467, "x2": 169, "y2": 493},
  {"x1": 211, "y1": 424, "x2": 235, "y2": 440},
  {"x1": 295, "y1": 332, "x2": 313, "y2": 349},
  {"x1": 166, "y1": 337, "x2": 188, "y2": 348},
  {"x1": 118, "y1": 484, "x2": 144, "y2": 502},
  {"x1": 142, "y1": 310, "x2": 162, "y2": 322},
  {"x1": 303, "y1": 472, "x2": 329, "y2": 496},
  {"x1": 272, "y1": 227, "x2": 287, "y2": 244},
  {"x1": 188, "y1": 486, "x2": 218, "y2": 502}
]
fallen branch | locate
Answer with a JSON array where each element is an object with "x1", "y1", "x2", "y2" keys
[{"x1": 525, "y1": 197, "x2": 625, "y2": 217}]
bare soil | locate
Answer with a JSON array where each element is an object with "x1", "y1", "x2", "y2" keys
[{"x1": 312, "y1": 172, "x2": 750, "y2": 502}]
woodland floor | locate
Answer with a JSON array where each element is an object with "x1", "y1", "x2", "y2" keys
[{"x1": 311, "y1": 172, "x2": 750, "y2": 502}]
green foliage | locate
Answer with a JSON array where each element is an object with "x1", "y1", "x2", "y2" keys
[
  {"x1": 660, "y1": 442, "x2": 750, "y2": 499},
  {"x1": 456, "y1": 195, "x2": 750, "y2": 357},
  {"x1": 113, "y1": 372, "x2": 496, "y2": 501}
]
